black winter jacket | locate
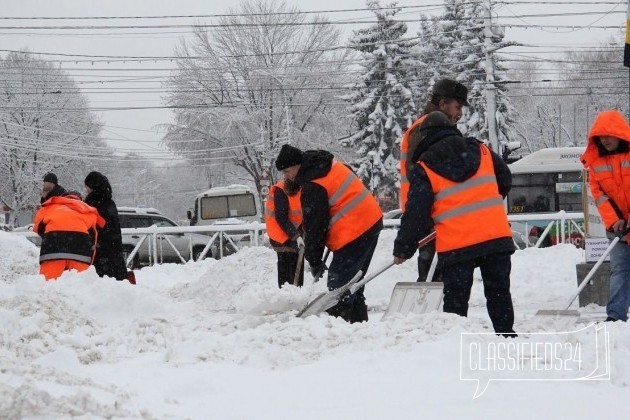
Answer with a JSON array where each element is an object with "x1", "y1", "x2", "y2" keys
[
  {"x1": 85, "y1": 191, "x2": 128, "y2": 280},
  {"x1": 393, "y1": 124, "x2": 514, "y2": 267},
  {"x1": 294, "y1": 150, "x2": 382, "y2": 267}
]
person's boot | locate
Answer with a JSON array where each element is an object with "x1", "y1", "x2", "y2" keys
[
  {"x1": 350, "y1": 296, "x2": 368, "y2": 323},
  {"x1": 326, "y1": 302, "x2": 352, "y2": 322}
]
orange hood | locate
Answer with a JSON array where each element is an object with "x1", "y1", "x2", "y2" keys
[
  {"x1": 581, "y1": 110, "x2": 630, "y2": 167},
  {"x1": 42, "y1": 196, "x2": 106, "y2": 226}
]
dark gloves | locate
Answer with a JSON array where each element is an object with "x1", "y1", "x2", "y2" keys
[{"x1": 310, "y1": 262, "x2": 327, "y2": 280}]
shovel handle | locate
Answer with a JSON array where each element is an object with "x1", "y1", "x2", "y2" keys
[{"x1": 349, "y1": 261, "x2": 395, "y2": 295}]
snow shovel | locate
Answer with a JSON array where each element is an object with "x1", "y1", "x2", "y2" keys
[
  {"x1": 382, "y1": 231, "x2": 444, "y2": 319},
  {"x1": 297, "y1": 260, "x2": 395, "y2": 318},
  {"x1": 535, "y1": 234, "x2": 623, "y2": 319},
  {"x1": 312, "y1": 248, "x2": 331, "y2": 283},
  {"x1": 292, "y1": 243, "x2": 305, "y2": 286}
]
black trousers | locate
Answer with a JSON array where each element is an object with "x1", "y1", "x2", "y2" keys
[
  {"x1": 440, "y1": 252, "x2": 515, "y2": 334},
  {"x1": 325, "y1": 226, "x2": 381, "y2": 323},
  {"x1": 277, "y1": 250, "x2": 304, "y2": 288}
]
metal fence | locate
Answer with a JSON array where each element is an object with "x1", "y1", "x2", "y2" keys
[{"x1": 11, "y1": 211, "x2": 584, "y2": 268}]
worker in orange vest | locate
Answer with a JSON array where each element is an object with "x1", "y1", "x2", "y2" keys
[
  {"x1": 581, "y1": 110, "x2": 630, "y2": 322},
  {"x1": 265, "y1": 167, "x2": 304, "y2": 287},
  {"x1": 275, "y1": 144, "x2": 383, "y2": 323},
  {"x1": 393, "y1": 111, "x2": 516, "y2": 337},
  {"x1": 34, "y1": 191, "x2": 106, "y2": 281},
  {"x1": 399, "y1": 79, "x2": 469, "y2": 283}
]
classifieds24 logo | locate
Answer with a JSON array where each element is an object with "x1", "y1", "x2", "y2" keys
[{"x1": 460, "y1": 323, "x2": 610, "y2": 399}]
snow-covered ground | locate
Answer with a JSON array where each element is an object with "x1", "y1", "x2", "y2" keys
[{"x1": 1, "y1": 229, "x2": 629, "y2": 419}]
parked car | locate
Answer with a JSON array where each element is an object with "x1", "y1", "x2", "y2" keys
[
  {"x1": 118, "y1": 207, "x2": 236, "y2": 268},
  {"x1": 383, "y1": 209, "x2": 403, "y2": 220}
]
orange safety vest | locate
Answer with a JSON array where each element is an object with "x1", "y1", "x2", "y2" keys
[
  {"x1": 399, "y1": 115, "x2": 427, "y2": 212},
  {"x1": 265, "y1": 181, "x2": 303, "y2": 243},
  {"x1": 420, "y1": 144, "x2": 512, "y2": 253},
  {"x1": 311, "y1": 161, "x2": 383, "y2": 251},
  {"x1": 581, "y1": 110, "x2": 630, "y2": 229}
]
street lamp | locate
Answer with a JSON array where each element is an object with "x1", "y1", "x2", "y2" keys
[{"x1": 367, "y1": 150, "x2": 377, "y2": 194}]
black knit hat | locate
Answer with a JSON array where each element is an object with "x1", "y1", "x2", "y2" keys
[
  {"x1": 43, "y1": 172, "x2": 58, "y2": 184},
  {"x1": 431, "y1": 79, "x2": 469, "y2": 106},
  {"x1": 275, "y1": 144, "x2": 303, "y2": 170}
]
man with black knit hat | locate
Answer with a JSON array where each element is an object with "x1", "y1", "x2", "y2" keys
[
  {"x1": 41, "y1": 172, "x2": 66, "y2": 204},
  {"x1": 266, "y1": 144, "x2": 304, "y2": 288},
  {"x1": 276, "y1": 145, "x2": 383, "y2": 323},
  {"x1": 399, "y1": 79, "x2": 469, "y2": 284}
]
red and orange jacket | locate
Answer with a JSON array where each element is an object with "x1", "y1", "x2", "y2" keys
[
  {"x1": 34, "y1": 195, "x2": 106, "y2": 264},
  {"x1": 581, "y1": 109, "x2": 630, "y2": 231},
  {"x1": 265, "y1": 180, "x2": 303, "y2": 245}
]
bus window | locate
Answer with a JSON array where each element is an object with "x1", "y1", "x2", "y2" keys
[
  {"x1": 507, "y1": 173, "x2": 555, "y2": 213},
  {"x1": 507, "y1": 171, "x2": 583, "y2": 214}
]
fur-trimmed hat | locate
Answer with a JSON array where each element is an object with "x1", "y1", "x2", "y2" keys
[
  {"x1": 275, "y1": 144, "x2": 303, "y2": 171},
  {"x1": 84, "y1": 171, "x2": 112, "y2": 194},
  {"x1": 431, "y1": 79, "x2": 469, "y2": 106}
]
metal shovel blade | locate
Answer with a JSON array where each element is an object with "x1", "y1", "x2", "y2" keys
[
  {"x1": 382, "y1": 282, "x2": 444, "y2": 320},
  {"x1": 297, "y1": 270, "x2": 363, "y2": 318}
]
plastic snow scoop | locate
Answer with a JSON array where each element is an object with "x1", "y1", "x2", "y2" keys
[
  {"x1": 382, "y1": 231, "x2": 443, "y2": 319},
  {"x1": 297, "y1": 260, "x2": 395, "y2": 318},
  {"x1": 535, "y1": 233, "x2": 624, "y2": 319},
  {"x1": 293, "y1": 243, "x2": 305, "y2": 286},
  {"x1": 312, "y1": 248, "x2": 331, "y2": 283}
]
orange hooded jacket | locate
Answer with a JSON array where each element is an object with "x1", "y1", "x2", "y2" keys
[
  {"x1": 34, "y1": 195, "x2": 106, "y2": 264},
  {"x1": 581, "y1": 109, "x2": 630, "y2": 230}
]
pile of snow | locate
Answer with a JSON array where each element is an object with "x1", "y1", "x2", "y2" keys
[{"x1": 1, "y1": 229, "x2": 629, "y2": 418}]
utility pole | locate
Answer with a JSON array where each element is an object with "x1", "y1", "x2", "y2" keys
[{"x1": 483, "y1": 0, "x2": 499, "y2": 154}]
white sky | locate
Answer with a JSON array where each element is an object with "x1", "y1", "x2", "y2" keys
[{"x1": 1, "y1": 0, "x2": 625, "y2": 157}]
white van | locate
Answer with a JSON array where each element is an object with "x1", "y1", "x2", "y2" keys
[{"x1": 187, "y1": 184, "x2": 261, "y2": 226}]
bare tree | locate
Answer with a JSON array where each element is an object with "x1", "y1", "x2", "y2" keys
[
  {"x1": 163, "y1": 0, "x2": 349, "y2": 203},
  {"x1": 0, "y1": 51, "x2": 103, "y2": 225}
]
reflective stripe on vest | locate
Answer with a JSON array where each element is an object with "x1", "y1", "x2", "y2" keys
[
  {"x1": 420, "y1": 144, "x2": 512, "y2": 253},
  {"x1": 312, "y1": 161, "x2": 382, "y2": 251},
  {"x1": 399, "y1": 115, "x2": 427, "y2": 211},
  {"x1": 264, "y1": 181, "x2": 302, "y2": 243},
  {"x1": 39, "y1": 253, "x2": 93, "y2": 264},
  {"x1": 595, "y1": 195, "x2": 609, "y2": 206}
]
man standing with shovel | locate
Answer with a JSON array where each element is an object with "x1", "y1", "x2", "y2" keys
[
  {"x1": 399, "y1": 79, "x2": 469, "y2": 283},
  {"x1": 275, "y1": 144, "x2": 383, "y2": 323},
  {"x1": 266, "y1": 149, "x2": 305, "y2": 288},
  {"x1": 393, "y1": 111, "x2": 516, "y2": 337}
]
